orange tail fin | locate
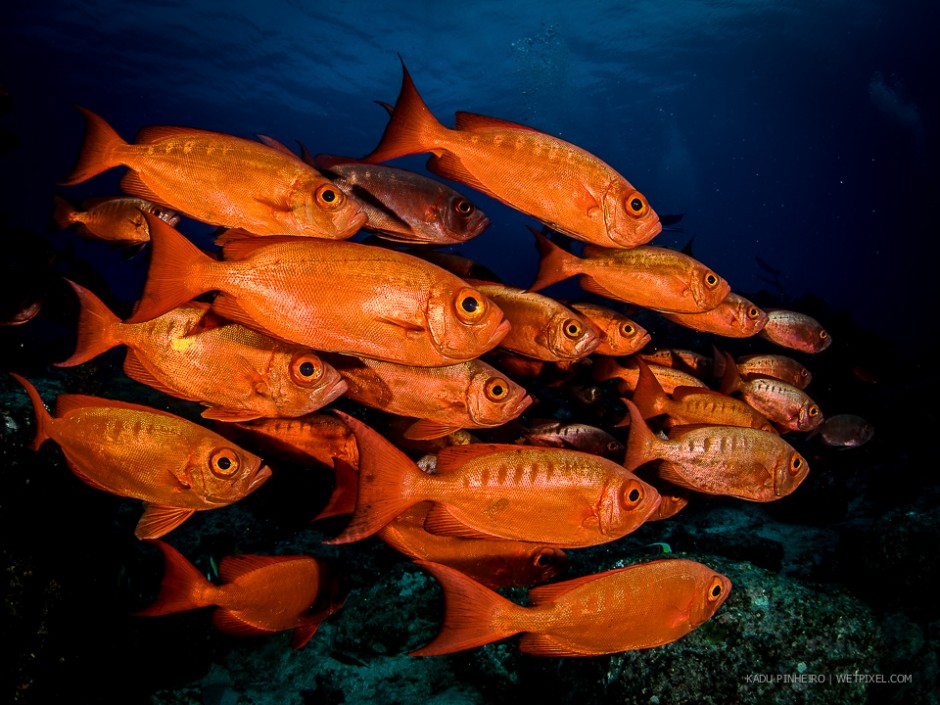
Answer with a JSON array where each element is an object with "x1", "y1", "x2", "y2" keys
[
  {"x1": 52, "y1": 195, "x2": 81, "y2": 228},
  {"x1": 621, "y1": 399, "x2": 662, "y2": 473},
  {"x1": 125, "y1": 213, "x2": 218, "y2": 324},
  {"x1": 527, "y1": 227, "x2": 582, "y2": 292},
  {"x1": 133, "y1": 540, "x2": 214, "y2": 616},
  {"x1": 410, "y1": 560, "x2": 522, "y2": 656},
  {"x1": 60, "y1": 106, "x2": 127, "y2": 185},
  {"x1": 630, "y1": 357, "x2": 668, "y2": 419},
  {"x1": 361, "y1": 58, "x2": 445, "y2": 164},
  {"x1": 55, "y1": 279, "x2": 124, "y2": 367},
  {"x1": 323, "y1": 412, "x2": 423, "y2": 545},
  {"x1": 9, "y1": 373, "x2": 54, "y2": 451}
]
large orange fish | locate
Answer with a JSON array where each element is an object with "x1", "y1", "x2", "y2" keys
[
  {"x1": 324, "y1": 354, "x2": 531, "y2": 440},
  {"x1": 364, "y1": 61, "x2": 661, "y2": 248},
  {"x1": 570, "y1": 302, "x2": 650, "y2": 356},
  {"x1": 529, "y1": 230, "x2": 730, "y2": 314},
  {"x1": 471, "y1": 282, "x2": 601, "y2": 362},
  {"x1": 56, "y1": 280, "x2": 347, "y2": 422},
  {"x1": 377, "y1": 504, "x2": 568, "y2": 589},
  {"x1": 411, "y1": 558, "x2": 731, "y2": 656},
  {"x1": 11, "y1": 373, "x2": 271, "y2": 538},
  {"x1": 61, "y1": 107, "x2": 365, "y2": 239},
  {"x1": 657, "y1": 292, "x2": 768, "y2": 338},
  {"x1": 135, "y1": 540, "x2": 343, "y2": 649},
  {"x1": 622, "y1": 399, "x2": 809, "y2": 502},
  {"x1": 127, "y1": 214, "x2": 510, "y2": 367},
  {"x1": 327, "y1": 412, "x2": 660, "y2": 548}
]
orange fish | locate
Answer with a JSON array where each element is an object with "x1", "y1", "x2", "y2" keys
[
  {"x1": 312, "y1": 154, "x2": 490, "y2": 245},
  {"x1": 55, "y1": 280, "x2": 347, "y2": 422},
  {"x1": 646, "y1": 490, "x2": 690, "y2": 521},
  {"x1": 592, "y1": 356, "x2": 708, "y2": 395},
  {"x1": 472, "y1": 282, "x2": 601, "y2": 362},
  {"x1": 135, "y1": 540, "x2": 343, "y2": 649},
  {"x1": 377, "y1": 504, "x2": 568, "y2": 589},
  {"x1": 657, "y1": 292, "x2": 768, "y2": 338},
  {"x1": 225, "y1": 414, "x2": 358, "y2": 470},
  {"x1": 327, "y1": 412, "x2": 660, "y2": 548},
  {"x1": 61, "y1": 107, "x2": 365, "y2": 239},
  {"x1": 629, "y1": 358, "x2": 775, "y2": 432},
  {"x1": 639, "y1": 348, "x2": 712, "y2": 379},
  {"x1": 411, "y1": 558, "x2": 730, "y2": 656},
  {"x1": 127, "y1": 215, "x2": 510, "y2": 367},
  {"x1": 529, "y1": 230, "x2": 730, "y2": 314},
  {"x1": 758, "y1": 309, "x2": 832, "y2": 353},
  {"x1": 570, "y1": 302, "x2": 650, "y2": 356},
  {"x1": 364, "y1": 61, "x2": 661, "y2": 248},
  {"x1": 718, "y1": 352, "x2": 824, "y2": 432},
  {"x1": 53, "y1": 194, "x2": 179, "y2": 246},
  {"x1": 11, "y1": 373, "x2": 271, "y2": 538},
  {"x1": 324, "y1": 354, "x2": 532, "y2": 440},
  {"x1": 730, "y1": 352, "x2": 813, "y2": 389},
  {"x1": 622, "y1": 399, "x2": 810, "y2": 502}
]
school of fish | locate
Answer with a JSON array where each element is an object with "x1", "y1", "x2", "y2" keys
[{"x1": 9, "y1": 59, "x2": 873, "y2": 659}]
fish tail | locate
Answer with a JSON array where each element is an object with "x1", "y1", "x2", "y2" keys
[
  {"x1": 125, "y1": 213, "x2": 217, "y2": 324},
  {"x1": 361, "y1": 58, "x2": 445, "y2": 163},
  {"x1": 60, "y1": 106, "x2": 127, "y2": 185},
  {"x1": 132, "y1": 540, "x2": 214, "y2": 616},
  {"x1": 631, "y1": 358, "x2": 667, "y2": 419},
  {"x1": 410, "y1": 560, "x2": 522, "y2": 656},
  {"x1": 591, "y1": 355, "x2": 626, "y2": 383},
  {"x1": 323, "y1": 411, "x2": 421, "y2": 545},
  {"x1": 528, "y1": 227, "x2": 581, "y2": 292},
  {"x1": 622, "y1": 399, "x2": 661, "y2": 473},
  {"x1": 8, "y1": 373, "x2": 54, "y2": 451},
  {"x1": 52, "y1": 195, "x2": 81, "y2": 228},
  {"x1": 54, "y1": 279, "x2": 124, "y2": 367}
]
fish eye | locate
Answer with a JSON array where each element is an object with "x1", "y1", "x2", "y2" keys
[
  {"x1": 454, "y1": 199, "x2": 474, "y2": 216},
  {"x1": 620, "y1": 322, "x2": 635, "y2": 336},
  {"x1": 819, "y1": 330, "x2": 829, "y2": 340},
  {"x1": 562, "y1": 319, "x2": 583, "y2": 340},
  {"x1": 534, "y1": 550, "x2": 555, "y2": 567},
  {"x1": 210, "y1": 449, "x2": 240, "y2": 478},
  {"x1": 704, "y1": 272, "x2": 720, "y2": 289},
  {"x1": 800, "y1": 369, "x2": 810, "y2": 379},
  {"x1": 624, "y1": 191, "x2": 649, "y2": 218},
  {"x1": 622, "y1": 480, "x2": 644, "y2": 507},
  {"x1": 747, "y1": 306, "x2": 761, "y2": 319},
  {"x1": 790, "y1": 454, "x2": 804, "y2": 473},
  {"x1": 808, "y1": 405, "x2": 820, "y2": 417},
  {"x1": 316, "y1": 184, "x2": 343, "y2": 208},
  {"x1": 708, "y1": 578, "x2": 724, "y2": 601},
  {"x1": 290, "y1": 352, "x2": 324, "y2": 386},
  {"x1": 455, "y1": 288, "x2": 486, "y2": 323},
  {"x1": 607, "y1": 441, "x2": 620, "y2": 452},
  {"x1": 484, "y1": 377, "x2": 509, "y2": 401}
]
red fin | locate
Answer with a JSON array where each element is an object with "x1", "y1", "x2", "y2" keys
[
  {"x1": 323, "y1": 412, "x2": 422, "y2": 545},
  {"x1": 217, "y1": 553, "x2": 305, "y2": 583},
  {"x1": 527, "y1": 227, "x2": 581, "y2": 292},
  {"x1": 9, "y1": 373, "x2": 54, "y2": 451},
  {"x1": 518, "y1": 633, "x2": 586, "y2": 657},
  {"x1": 212, "y1": 610, "x2": 272, "y2": 637},
  {"x1": 122, "y1": 349, "x2": 191, "y2": 400},
  {"x1": 423, "y1": 504, "x2": 504, "y2": 540},
  {"x1": 631, "y1": 357, "x2": 668, "y2": 419},
  {"x1": 60, "y1": 106, "x2": 127, "y2": 185},
  {"x1": 717, "y1": 350, "x2": 742, "y2": 395},
  {"x1": 200, "y1": 407, "x2": 262, "y2": 422},
  {"x1": 135, "y1": 505, "x2": 197, "y2": 539},
  {"x1": 426, "y1": 153, "x2": 495, "y2": 198},
  {"x1": 621, "y1": 399, "x2": 661, "y2": 473},
  {"x1": 55, "y1": 279, "x2": 123, "y2": 367},
  {"x1": 314, "y1": 457, "x2": 359, "y2": 520},
  {"x1": 590, "y1": 355, "x2": 626, "y2": 383},
  {"x1": 54, "y1": 392, "x2": 181, "y2": 420},
  {"x1": 119, "y1": 172, "x2": 176, "y2": 210},
  {"x1": 125, "y1": 214, "x2": 217, "y2": 324},
  {"x1": 410, "y1": 560, "x2": 521, "y2": 656},
  {"x1": 362, "y1": 59, "x2": 445, "y2": 164},
  {"x1": 403, "y1": 419, "x2": 461, "y2": 441},
  {"x1": 453, "y1": 111, "x2": 541, "y2": 134},
  {"x1": 211, "y1": 294, "x2": 288, "y2": 342},
  {"x1": 133, "y1": 539, "x2": 213, "y2": 616},
  {"x1": 297, "y1": 140, "x2": 317, "y2": 166},
  {"x1": 255, "y1": 134, "x2": 296, "y2": 157},
  {"x1": 53, "y1": 195, "x2": 80, "y2": 228},
  {"x1": 314, "y1": 153, "x2": 361, "y2": 169},
  {"x1": 578, "y1": 276, "x2": 621, "y2": 301}
]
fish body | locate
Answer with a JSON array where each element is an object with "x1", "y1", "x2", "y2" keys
[
  {"x1": 733, "y1": 353, "x2": 812, "y2": 389},
  {"x1": 53, "y1": 194, "x2": 179, "y2": 245},
  {"x1": 313, "y1": 155, "x2": 489, "y2": 245},
  {"x1": 811, "y1": 414, "x2": 874, "y2": 448},
  {"x1": 226, "y1": 414, "x2": 358, "y2": 469},
  {"x1": 412, "y1": 558, "x2": 730, "y2": 656},
  {"x1": 530, "y1": 230, "x2": 730, "y2": 314},
  {"x1": 758, "y1": 309, "x2": 831, "y2": 353},
  {"x1": 56, "y1": 281, "x2": 347, "y2": 421},
  {"x1": 378, "y1": 504, "x2": 568, "y2": 588},
  {"x1": 127, "y1": 215, "x2": 510, "y2": 367},
  {"x1": 622, "y1": 399, "x2": 809, "y2": 502},
  {"x1": 324, "y1": 354, "x2": 531, "y2": 440},
  {"x1": 657, "y1": 292, "x2": 768, "y2": 338},
  {"x1": 61, "y1": 107, "x2": 365, "y2": 239},
  {"x1": 327, "y1": 412, "x2": 660, "y2": 548},
  {"x1": 639, "y1": 348, "x2": 712, "y2": 379},
  {"x1": 522, "y1": 420, "x2": 624, "y2": 459},
  {"x1": 570, "y1": 302, "x2": 650, "y2": 356},
  {"x1": 364, "y1": 62, "x2": 661, "y2": 248},
  {"x1": 592, "y1": 356, "x2": 707, "y2": 394},
  {"x1": 472, "y1": 282, "x2": 600, "y2": 362},
  {"x1": 136, "y1": 540, "x2": 341, "y2": 649},
  {"x1": 10, "y1": 373, "x2": 271, "y2": 538}
]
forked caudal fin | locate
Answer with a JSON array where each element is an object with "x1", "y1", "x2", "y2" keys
[
  {"x1": 527, "y1": 227, "x2": 582, "y2": 292},
  {"x1": 60, "y1": 106, "x2": 128, "y2": 185}
]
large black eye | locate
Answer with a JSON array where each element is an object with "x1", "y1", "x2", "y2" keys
[
  {"x1": 790, "y1": 454, "x2": 804, "y2": 473},
  {"x1": 485, "y1": 378, "x2": 509, "y2": 401},
  {"x1": 748, "y1": 307, "x2": 761, "y2": 319},
  {"x1": 709, "y1": 580, "x2": 723, "y2": 599},
  {"x1": 290, "y1": 352, "x2": 324, "y2": 386},
  {"x1": 620, "y1": 323, "x2": 635, "y2": 336},
  {"x1": 562, "y1": 319, "x2": 583, "y2": 340},
  {"x1": 463, "y1": 297, "x2": 479, "y2": 313},
  {"x1": 316, "y1": 184, "x2": 343, "y2": 208},
  {"x1": 624, "y1": 192, "x2": 649, "y2": 218},
  {"x1": 454, "y1": 199, "x2": 474, "y2": 216},
  {"x1": 210, "y1": 449, "x2": 240, "y2": 478},
  {"x1": 705, "y1": 272, "x2": 720, "y2": 288},
  {"x1": 534, "y1": 551, "x2": 555, "y2": 567},
  {"x1": 455, "y1": 288, "x2": 486, "y2": 323}
]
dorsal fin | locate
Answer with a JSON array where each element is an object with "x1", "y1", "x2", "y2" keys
[
  {"x1": 55, "y1": 393, "x2": 181, "y2": 420},
  {"x1": 218, "y1": 553, "x2": 307, "y2": 583},
  {"x1": 454, "y1": 111, "x2": 542, "y2": 134}
]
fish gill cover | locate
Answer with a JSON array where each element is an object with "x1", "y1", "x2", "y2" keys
[{"x1": 0, "y1": 2, "x2": 938, "y2": 705}]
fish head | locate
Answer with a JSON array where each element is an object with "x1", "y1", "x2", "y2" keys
[
  {"x1": 601, "y1": 179, "x2": 662, "y2": 247},
  {"x1": 425, "y1": 283, "x2": 510, "y2": 361},
  {"x1": 732, "y1": 295, "x2": 769, "y2": 336},
  {"x1": 688, "y1": 262, "x2": 731, "y2": 311},
  {"x1": 440, "y1": 193, "x2": 490, "y2": 243},
  {"x1": 544, "y1": 310, "x2": 602, "y2": 360},
  {"x1": 773, "y1": 447, "x2": 811, "y2": 498},
  {"x1": 797, "y1": 399, "x2": 824, "y2": 432},
  {"x1": 603, "y1": 317, "x2": 651, "y2": 356},
  {"x1": 466, "y1": 363, "x2": 532, "y2": 427},
  {"x1": 518, "y1": 545, "x2": 569, "y2": 586},
  {"x1": 186, "y1": 438, "x2": 272, "y2": 505},
  {"x1": 295, "y1": 173, "x2": 368, "y2": 239},
  {"x1": 268, "y1": 350, "x2": 349, "y2": 415},
  {"x1": 598, "y1": 471, "x2": 661, "y2": 537},
  {"x1": 688, "y1": 565, "x2": 733, "y2": 627}
]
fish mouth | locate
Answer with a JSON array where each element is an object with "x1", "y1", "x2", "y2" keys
[
  {"x1": 248, "y1": 464, "x2": 273, "y2": 491},
  {"x1": 487, "y1": 318, "x2": 512, "y2": 349},
  {"x1": 340, "y1": 209, "x2": 368, "y2": 238},
  {"x1": 636, "y1": 214, "x2": 663, "y2": 243}
]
